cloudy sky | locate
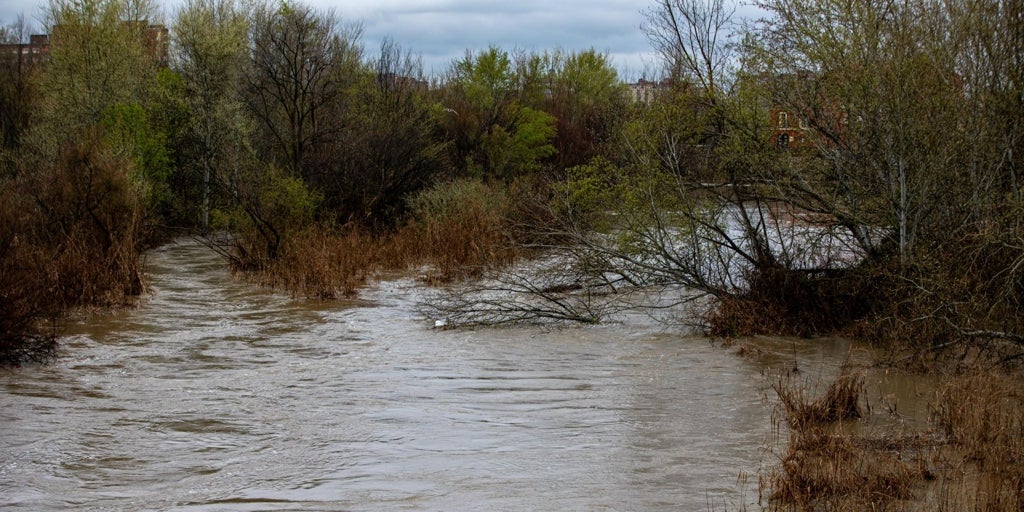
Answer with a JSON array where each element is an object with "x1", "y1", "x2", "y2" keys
[{"x1": 0, "y1": 0, "x2": 733, "y2": 78}]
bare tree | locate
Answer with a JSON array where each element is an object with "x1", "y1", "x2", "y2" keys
[
  {"x1": 642, "y1": 0, "x2": 736, "y2": 98},
  {"x1": 243, "y1": 1, "x2": 362, "y2": 179}
]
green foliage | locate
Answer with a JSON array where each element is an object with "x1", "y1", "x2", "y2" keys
[
  {"x1": 212, "y1": 165, "x2": 321, "y2": 266},
  {"x1": 214, "y1": 166, "x2": 319, "y2": 233},
  {"x1": 260, "y1": 168, "x2": 320, "y2": 230},
  {"x1": 557, "y1": 155, "x2": 682, "y2": 233},
  {"x1": 38, "y1": 0, "x2": 158, "y2": 140},
  {"x1": 455, "y1": 46, "x2": 514, "y2": 112},
  {"x1": 443, "y1": 47, "x2": 559, "y2": 180},
  {"x1": 99, "y1": 103, "x2": 172, "y2": 209},
  {"x1": 480, "y1": 106, "x2": 557, "y2": 179}
]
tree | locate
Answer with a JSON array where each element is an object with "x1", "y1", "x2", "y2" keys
[
  {"x1": 326, "y1": 38, "x2": 447, "y2": 226},
  {"x1": 243, "y1": 1, "x2": 362, "y2": 181},
  {"x1": 0, "y1": 15, "x2": 38, "y2": 154},
  {"x1": 746, "y1": 0, "x2": 965, "y2": 265},
  {"x1": 642, "y1": 0, "x2": 736, "y2": 99},
  {"x1": 545, "y1": 49, "x2": 626, "y2": 169},
  {"x1": 440, "y1": 46, "x2": 557, "y2": 180},
  {"x1": 38, "y1": 0, "x2": 161, "y2": 139},
  {"x1": 173, "y1": 0, "x2": 249, "y2": 228}
]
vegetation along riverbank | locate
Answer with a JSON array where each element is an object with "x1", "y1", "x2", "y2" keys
[{"x1": 1, "y1": 0, "x2": 1021, "y2": 507}]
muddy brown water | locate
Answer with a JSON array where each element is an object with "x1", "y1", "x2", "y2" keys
[{"x1": 0, "y1": 239, "x2": 929, "y2": 511}]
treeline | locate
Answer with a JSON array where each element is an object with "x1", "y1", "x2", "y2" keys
[
  {"x1": 0, "y1": 0, "x2": 630, "y2": 362},
  {"x1": 1, "y1": 0, "x2": 1023, "y2": 368}
]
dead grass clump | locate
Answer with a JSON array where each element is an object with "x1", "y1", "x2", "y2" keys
[
  {"x1": 706, "y1": 296, "x2": 787, "y2": 339},
  {"x1": 766, "y1": 427, "x2": 922, "y2": 509},
  {"x1": 929, "y1": 370, "x2": 1024, "y2": 510},
  {"x1": 764, "y1": 366, "x2": 931, "y2": 510},
  {"x1": 218, "y1": 179, "x2": 532, "y2": 298},
  {"x1": 772, "y1": 366, "x2": 866, "y2": 430}
]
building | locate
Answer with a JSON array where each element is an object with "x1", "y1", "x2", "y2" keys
[
  {"x1": 0, "y1": 34, "x2": 50, "y2": 66},
  {"x1": 625, "y1": 78, "x2": 671, "y2": 105},
  {"x1": 0, "y1": 21, "x2": 169, "y2": 68},
  {"x1": 769, "y1": 107, "x2": 811, "y2": 149}
]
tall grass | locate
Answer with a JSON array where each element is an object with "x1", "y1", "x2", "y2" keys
[
  {"x1": 764, "y1": 363, "x2": 1024, "y2": 511},
  {"x1": 764, "y1": 365, "x2": 930, "y2": 510},
  {"x1": 928, "y1": 370, "x2": 1024, "y2": 511},
  {"x1": 232, "y1": 178, "x2": 527, "y2": 299}
]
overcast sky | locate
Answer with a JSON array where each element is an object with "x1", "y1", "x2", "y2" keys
[{"x1": 0, "y1": 0, "x2": 746, "y2": 79}]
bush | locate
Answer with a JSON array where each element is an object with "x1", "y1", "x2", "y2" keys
[
  {"x1": 706, "y1": 266, "x2": 878, "y2": 339},
  {"x1": 213, "y1": 165, "x2": 321, "y2": 269},
  {"x1": 404, "y1": 178, "x2": 518, "y2": 281},
  {"x1": 0, "y1": 132, "x2": 146, "y2": 364},
  {"x1": 0, "y1": 188, "x2": 58, "y2": 363}
]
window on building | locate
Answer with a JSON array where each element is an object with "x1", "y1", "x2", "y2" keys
[
  {"x1": 776, "y1": 133, "x2": 789, "y2": 149},
  {"x1": 779, "y1": 111, "x2": 789, "y2": 128}
]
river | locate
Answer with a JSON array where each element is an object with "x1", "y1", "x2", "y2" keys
[{"x1": 1, "y1": 239, "x2": 889, "y2": 511}]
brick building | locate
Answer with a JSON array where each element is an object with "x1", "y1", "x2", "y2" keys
[{"x1": 0, "y1": 22, "x2": 169, "y2": 67}]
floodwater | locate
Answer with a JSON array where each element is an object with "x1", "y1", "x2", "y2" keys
[{"x1": 1, "y1": 239, "x2": 899, "y2": 511}]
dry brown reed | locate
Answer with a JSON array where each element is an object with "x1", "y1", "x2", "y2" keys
[
  {"x1": 240, "y1": 178, "x2": 527, "y2": 298},
  {"x1": 765, "y1": 362, "x2": 1024, "y2": 511},
  {"x1": 928, "y1": 370, "x2": 1024, "y2": 511},
  {"x1": 764, "y1": 365, "x2": 930, "y2": 510},
  {"x1": 772, "y1": 366, "x2": 866, "y2": 431}
]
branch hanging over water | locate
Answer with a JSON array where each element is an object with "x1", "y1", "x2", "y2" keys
[{"x1": 418, "y1": 256, "x2": 633, "y2": 328}]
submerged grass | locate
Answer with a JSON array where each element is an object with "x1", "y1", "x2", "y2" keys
[
  {"x1": 763, "y1": 362, "x2": 1024, "y2": 511},
  {"x1": 763, "y1": 364, "x2": 927, "y2": 510}
]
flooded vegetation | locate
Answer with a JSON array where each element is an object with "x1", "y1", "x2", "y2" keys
[
  {"x1": 2, "y1": 0, "x2": 1024, "y2": 508},
  {"x1": 0, "y1": 241, "x2": 845, "y2": 510},
  {"x1": 3, "y1": 241, "x2": 1013, "y2": 511}
]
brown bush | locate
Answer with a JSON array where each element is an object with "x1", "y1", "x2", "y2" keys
[
  {"x1": 0, "y1": 132, "x2": 146, "y2": 364},
  {"x1": 35, "y1": 132, "x2": 146, "y2": 307},
  {"x1": 403, "y1": 178, "x2": 521, "y2": 282},
  {"x1": 0, "y1": 188, "x2": 58, "y2": 363}
]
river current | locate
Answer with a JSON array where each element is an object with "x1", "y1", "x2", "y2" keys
[{"x1": 1, "y1": 239, "x2": 870, "y2": 511}]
